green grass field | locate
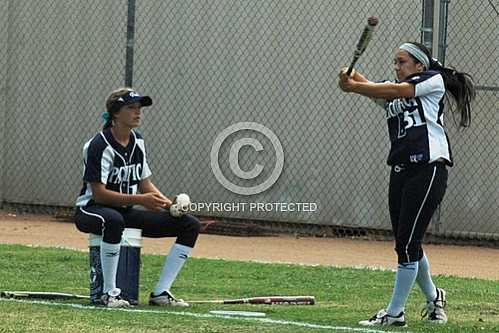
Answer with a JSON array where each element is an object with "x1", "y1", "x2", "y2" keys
[{"x1": 0, "y1": 244, "x2": 498, "y2": 333}]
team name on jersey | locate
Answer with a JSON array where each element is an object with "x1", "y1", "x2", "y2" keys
[
  {"x1": 386, "y1": 97, "x2": 427, "y2": 139},
  {"x1": 108, "y1": 164, "x2": 142, "y2": 184},
  {"x1": 386, "y1": 98, "x2": 417, "y2": 118}
]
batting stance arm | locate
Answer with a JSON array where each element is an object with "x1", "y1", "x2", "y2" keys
[
  {"x1": 348, "y1": 81, "x2": 415, "y2": 99},
  {"x1": 90, "y1": 182, "x2": 169, "y2": 211},
  {"x1": 339, "y1": 69, "x2": 415, "y2": 99},
  {"x1": 349, "y1": 68, "x2": 369, "y2": 83}
]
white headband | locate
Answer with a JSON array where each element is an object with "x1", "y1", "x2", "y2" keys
[{"x1": 399, "y1": 43, "x2": 430, "y2": 69}]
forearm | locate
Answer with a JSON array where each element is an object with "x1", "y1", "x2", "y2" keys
[
  {"x1": 352, "y1": 70, "x2": 369, "y2": 83},
  {"x1": 140, "y1": 180, "x2": 161, "y2": 194},
  {"x1": 351, "y1": 81, "x2": 414, "y2": 99},
  {"x1": 139, "y1": 179, "x2": 173, "y2": 206},
  {"x1": 93, "y1": 189, "x2": 143, "y2": 207},
  {"x1": 139, "y1": 178, "x2": 164, "y2": 196}
]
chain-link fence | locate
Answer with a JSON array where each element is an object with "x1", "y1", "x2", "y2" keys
[
  {"x1": 439, "y1": 0, "x2": 499, "y2": 239},
  {"x1": 1, "y1": 0, "x2": 497, "y2": 241}
]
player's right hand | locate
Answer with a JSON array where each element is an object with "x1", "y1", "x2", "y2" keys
[
  {"x1": 338, "y1": 69, "x2": 356, "y2": 92},
  {"x1": 339, "y1": 67, "x2": 367, "y2": 83},
  {"x1": 140, "y1": 193, "x2": 170, "y2": 212},
  {"x1": 340, "y1": 67, "x2": 355, "y2": 77}
]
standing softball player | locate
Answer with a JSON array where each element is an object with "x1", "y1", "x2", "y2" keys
[
  {"x1": 338, "y1": 42, "x2": 475, "y2": 326},
  {"x1": 74, "y1": 87, "x2": 201, "y2": 308}
]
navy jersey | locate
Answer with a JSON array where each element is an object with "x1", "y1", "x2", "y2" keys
[
  {"x1": 76, "y1": 128, "x2": 152, "y2": 207},
  {"x1": 382, "y1": 71, "x2": 452, "y2": 166}
]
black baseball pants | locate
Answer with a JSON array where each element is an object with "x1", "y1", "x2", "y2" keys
[
  {"x1": 389, "y1": 162, "x2": 448, "y2": 263},
  {"x1": 74, "y1": 204, "x2": 201, "y2": 247}
]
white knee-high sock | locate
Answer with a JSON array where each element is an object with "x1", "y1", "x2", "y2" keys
[
  {"x1": 154, "y1": 243, "x2": 192, "y2": 295},
  {"x1": 387, "y1": 262, "x2": 418, "y2": 316},
  {"x1": 416, "y1": 253, "x2": 437, "y2": 301},
  {"x1": 100, "y1": 241, "x2": 121, "y2": 294}
]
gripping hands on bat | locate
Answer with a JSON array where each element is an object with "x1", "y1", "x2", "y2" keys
[{"x1": 338, "y1": 67, "x2": 369, "y2": 93}]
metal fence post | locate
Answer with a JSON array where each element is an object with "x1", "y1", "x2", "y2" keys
[
  {"x1": 431, "y1": 0, "x2": 441, "y2": 59},
  {"x1": 421, "y1": 0, "x2": 434, "y2": 52},
  {"x1": 422, "y1": 0, "x2": 450, "y2": 233},
  {"x1": 421, "y1": 0, "x2": 449, "y2": 63},
  {"x1": 125, "y1": 0, "x2": 136, "y2": 87},
  {"x1": 437, "y1": 0, "x2": 450, "y2": 65},
  {"x1": 0, "y1": 0, "x2": 8, "y2": 208}
]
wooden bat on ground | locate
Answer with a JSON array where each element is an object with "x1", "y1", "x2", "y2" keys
[
  {"x1": 1, "y1": 291, "x2": 90, "y2": 300},
  {"x1": 189, "y1": 295, "x2": 315, "y2": 305}
]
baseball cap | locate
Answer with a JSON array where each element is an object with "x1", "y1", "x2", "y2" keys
[{"x1": 107, "y1": 89, "x2": 152, "y2": 113}]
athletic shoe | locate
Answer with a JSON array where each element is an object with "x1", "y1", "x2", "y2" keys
[
  {"x1": 422, "y1": 287, "x2": 447, "y2": 324},
  {"x1": 149, "y1": 290, "x2": 190, "y2": 307},
  {"x1": 100, "y1": 288, "x2": 130, "y2": 308},
  {"x1": 359, "y1": 309, "x2": 406, "y2": 327}
]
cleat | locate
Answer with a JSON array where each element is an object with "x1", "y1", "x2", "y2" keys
[
  {"x1": 359, "y1": 309, "x2": 406, "y2": 327},
  {"x1": 149, "y1": 290, "x2": 189, "y2": 307},
  {"x1": 100, "y1": 288, "x2": 130, "y2": 308},
  {"x1": 422, "y1": 287, "x2": 447, "y2": 324}
]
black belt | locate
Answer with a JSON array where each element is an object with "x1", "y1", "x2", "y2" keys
[{"x1": 392, "y1": 160, "x2": 446, "y2": 173}]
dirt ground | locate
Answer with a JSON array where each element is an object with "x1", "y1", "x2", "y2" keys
[{"x1": 1, "y1": 210, "x2": 498, "y2": 280}]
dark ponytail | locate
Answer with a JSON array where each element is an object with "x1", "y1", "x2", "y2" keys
[
  {"x1": 429, "y1": 58, "x2": 475, "y2": 127},
  {"x1": 408, "y1": 42, "x2": 476, "y2": 128}
]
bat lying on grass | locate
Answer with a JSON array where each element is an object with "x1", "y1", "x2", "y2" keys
[
  {"x1": 1, "y1": 291, "x2": 90, "y2": 300},
  {"x1": 189, "y1": 295, "x2": 316, "y2": 305},
  {"x1": 1, "y1": 291, "x2": 315, "y2": 305}
]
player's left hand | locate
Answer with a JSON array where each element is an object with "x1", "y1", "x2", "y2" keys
[{"x1": 338, "y1": 68, "x2": 356, "y2": 92}]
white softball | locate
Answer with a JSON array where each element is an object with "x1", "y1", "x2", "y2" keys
[
  {"x1": 169, "y1": 204, "x2": 181, "y2": 217},
  {"x1": 176, "y1": 193, "x2": 191, "y2": 211}
]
